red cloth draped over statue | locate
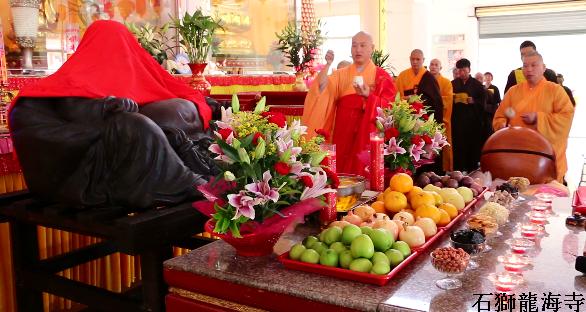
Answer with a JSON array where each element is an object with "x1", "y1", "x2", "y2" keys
[{"x1": 8, "y1": 20, "x2": 211, "y2": 128}]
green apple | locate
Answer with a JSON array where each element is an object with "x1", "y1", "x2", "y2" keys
[
  {"x1": 329, "y1": 241, "x2": 347, "y2": 254},
  {"x1": 349, "y1": 258, "x2": 373, "y2": 273},
  {"x1": 391, "y1": 241, "x2": 412, "y2": 258},
  {"x1": 368, "y1": 228, "x2": 395, "y2": 252},
  {"x1": 360, "y1": 226, "x2": 373, "y2": 236},
  {"x1": 339, "y1": 250, "x2": 353, "y2": 269},
  {"x1": 323, "y1": 226, "x2": 343, "y2": 245},
  {"x1": 371, "y1": 251, "x2": 390, "y2": 265},
  {"x1": 303, "y1": 235, "x2": 319, "y2": 248},
  {"x1": 385, "y1": 249, "x2": 404, "y2": 267},
  {"x1": 350, "y1": 234, "x2": 375, "y2": 259},
  {"x1": 318, "y1": 228, "x2": 328, "y2": 242},
  {"x1": 371, "y1": 262, "x2": 391, "y2": 275},
  {"x1": 319, "y1": 249, "x2": 339, "y2": 267},
  {"x1": 289, "y1": 243, "x2": 306, "y2": 260},
  {"x1": 341, "y1": 224, "x2": 362, "y2": 245},
  {"x1": 311, "y1": 242, "x2": 328, "y2": 255},
  {"x1": 300, "y1": 249, "x2": 320, "y2": 264}
]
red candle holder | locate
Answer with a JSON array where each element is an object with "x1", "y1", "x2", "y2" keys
[
  {"x1": 369, "y1": 132, "x2": 384, "y2": 192},
  {"x1": 535, "y1": 193, "x2": 557, "y2": 202},
  {"x1": 525, "y1": 211, "x2": 548, "y2": 225},
  {"x1": 319, "y1": 143, "x2": 337, "y2": 225},
  {"x1": 528, "y1": 200, "x2": 551, "y2": 212},
  {"x1": 517, "y1": 223, "x2": 544, "y2": 238},
  {"x1": 505, "y1": 238, "x2": 535, "y2": 254},
  {"x1": 498, "y1": 253, "x2": 531, "y2": 273},
  {"x1": 489, "y1": 272, "x2": 524, "y2": 292}
]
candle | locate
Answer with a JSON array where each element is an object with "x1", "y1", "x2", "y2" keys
[
  {"x1": 489, "y1": 272, "x2": 523, "y2": 292},
  {"x1": 319, "y1": 143, "x2": 337, "y2": 225},
  {"x1": 505, "y1": 238, "x2": 535, "y2": 254},
  {"x1": 526, "y1": 211, "x2": 548, "y2": 225},
  {"x1": 369, "y1": 132, "x2": 384, "y2": 191},
  {"x1": 518, "y1": 223, "x2": 544, "y2": 238},
  {"x1": 528, "y1": 200, "x2": 551, "y2": 212},
  {"x1": 535, "y1": 193, "x2": 557, "y2": 202},
  {"x1": 498, "y1": 253, "x2": 531, "y2": 273}
]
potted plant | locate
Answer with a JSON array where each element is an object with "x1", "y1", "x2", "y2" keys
[
  {"x1": 170, "y1": 9, "x2": 223, "y2": 93},
  {"x1": 126, "y1": 22, "x2": 174, "y2": 65},
  {"x1": 371, "y1": 49, "x2": 396, "y2": 77},
  {"x1": 275, "y1": 21, "x2": 323, "y2": 91}
]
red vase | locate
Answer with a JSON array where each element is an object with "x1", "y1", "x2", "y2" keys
[
  {"x1": 187, "y1": 63, "x2": 211, "y2": 95},
  {"x1": 203, "y1": 199, "x2": 324, "y2": 256}
]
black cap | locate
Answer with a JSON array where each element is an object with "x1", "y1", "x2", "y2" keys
[{"x1": 455, "y1": 58, "x2": 470, "y2": 69}]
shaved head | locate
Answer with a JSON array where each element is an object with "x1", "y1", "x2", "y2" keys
[
  {"x1": 429, "y1": 58, "x2": 442, "y2": 75},
  {"x1": 351, "y1": 31, "x2": 374, "y2": 66},
  {"x1": 409, "y1": 49, "x2": 425, "y2": 72}
]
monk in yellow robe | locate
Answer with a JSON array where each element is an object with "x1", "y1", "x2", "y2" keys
[
  {"x1": 302, "y1": 32, "x2": 396, "y2": 175},
  {"x1": 430, "y1": 58, "x2": 454, "y2": 171},
  {"x1": 494, "y1": 51, "x2": 574, "y2": 182}
]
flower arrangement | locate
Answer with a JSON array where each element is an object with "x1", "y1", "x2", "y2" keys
[
  {"x1": 204, "y1": 95, "x2": 338, "y2": 237},
  {"x1": 375, "y1": 94, "x2": 448, "y2": 174}
]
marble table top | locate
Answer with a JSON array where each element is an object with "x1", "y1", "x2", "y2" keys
[{"x1": 164, "y1": 196, "x2": 586, "y2": 311}]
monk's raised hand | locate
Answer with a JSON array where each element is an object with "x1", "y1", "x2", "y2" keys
[
  {"x1": 103, "y1": 96, "x2": 139, "y2": 115},
  {"x1": 353, "y1": 82, "x2": 370, "y2": 98},
  {"x1": 325, "y1": 50, "x2": 334, "y2": 65},
  {"x1": 521, "y1": 112, "x2": 537, "y2": 125}
]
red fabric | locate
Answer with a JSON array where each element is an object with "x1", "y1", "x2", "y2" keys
[
  {"x1": 333, "y1": 67, "x2": 396, "y2": 175},
  {"x1": 9, "y1": 20, "x2": 211, "y2": 128}
]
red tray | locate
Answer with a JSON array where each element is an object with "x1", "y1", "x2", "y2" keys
[{"x1": 277, "y1": 188, "x2": 486, "y2": 286}]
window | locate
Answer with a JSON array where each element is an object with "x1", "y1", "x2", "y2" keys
[{"x1": 319, "y1": 15, "x2": 360, "y2": 70}]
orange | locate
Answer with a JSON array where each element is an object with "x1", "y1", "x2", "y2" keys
[
  {"x1": 414, "y1": 203, "x2": 441, "y2": 224},
  {"x1": 384, "y1": 191, "x2": 408, "y2": 213},
  {"x1": 407, "y1": 186, "x2": 423, "y2": 202},
  {"x1": 376, "y1": 192, "x2": 384, "y2": 202},
  {"x1": 438, "y1": 203, "x2": 458, "y2": 219},
  {"x1": 437, "y1": 209, "x2": 451, "y2": 227},
  {"x1": 389, "y1": 173, "x2": 414, "y2": 194},
  {"x1": 410, "y1": 191, "x2": 436, "y2": 210},
  {"x1": 371, "y1": 201, "x2": 386, "y2": 214}
]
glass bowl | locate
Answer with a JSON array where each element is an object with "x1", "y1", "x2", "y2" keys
[
  {"x1": 336, "y1": 174, "x2": 366, "y2": 212},
  {"x1": 450, "y1": 229, "x2": 486, "y2": 269},
  {"x1": 431, "y1": 248, "x2": 470, "y2": 290}
]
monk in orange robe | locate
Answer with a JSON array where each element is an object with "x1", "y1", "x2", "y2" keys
[
  {"x1": 429, "y1": 58, "x2": 454, "y2": 172},
  {"x1": 493, "y1": 51, "x2": 574, "y2": 182},
  {"x1": 302, "y1": 31, "x2": 396, "y2": 175}
]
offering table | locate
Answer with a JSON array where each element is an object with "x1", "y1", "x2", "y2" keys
[{"x1": 164, "y1": 196, "x2": 586, "y2": 311}]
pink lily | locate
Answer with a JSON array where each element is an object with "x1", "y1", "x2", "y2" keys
[
  {"x1": 431, "y1": 131, "x2": 448, "y2": 149},
  {"x1": 409, "y1": 141, "x2": 426, "y2": 162},
  {"x1": 245, "y1": 171, "x2": 280, "y2": 203},
  {"x1": 384, "y1": 137, "x2": 407, "y2": 157},
  {"x1": 227, "y1": 191, "x2": 261, "y2": 220},
  {"x1": 300, "y1": 168, "x2": 336, "y2": 200},
  {"x1": 209, "y1": 143, "x2": 235, "y2": 164}
]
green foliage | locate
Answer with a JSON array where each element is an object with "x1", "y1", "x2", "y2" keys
[
  {"x1": 170, "y1": 9, "x2": 223, "y2": 63},
  {"x1": 126, "y1": 22, "x2": 173, "y2": 64},
  {"x1": 371, "y1": 49, "x2": 396, "y2": 76},
  {"x1": 275, "y1": 21, "x2": 324, "y2": 73}
]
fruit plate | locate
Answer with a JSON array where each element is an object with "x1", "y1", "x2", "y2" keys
[{"x1": 278, "y1": 249, "x2": 421, "y2": 286}]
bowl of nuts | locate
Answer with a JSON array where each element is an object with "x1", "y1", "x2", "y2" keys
[{"x1": 431, "y1": 247, "x2": 470, "y2": 290}]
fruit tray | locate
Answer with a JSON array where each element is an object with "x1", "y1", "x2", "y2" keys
[{"x1": 277, "y1": 188, "x2": 486, "y2": 286}]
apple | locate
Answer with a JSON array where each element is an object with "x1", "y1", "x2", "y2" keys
[
  {"x1": 342, "y1": 211, "x2": 363, "y2": 225},
  {"x1": 372, "y1": 220, "x2": 398, "y2": 239},
  {"x1": 341, "y1": 224, "x2": 362, "y2": 245},
  {"x1": 323, "y1": 226, "x2": 343, "y2": 245},
  {"x1": 311, "y1": 242, "x2": 328, "y2": 255},
  {"x1": 413, "y1": 217, "x2": 437, "y2": 238},
  {"x1": 360, "y1": 226, "x2": 374, "y2": 236},
  {"x1": 371, "y1": 262, "x2": 391, "y2": 275},
  {"x1": 349, "y1": 258, "x2": 373, "y2": 273},
  {"x1": 371, "y1": 251, "x2": 390, "y2": 265},
  {"x1": 423, "y1": 184, "x2": 442, "y2": 193},
  {"x1": 457, "y1": 186, "x2": 474, "y2": 203},
  {"x1": 392, "y1": 220, "x2": 406, "y2": 236},
  {"x1": 353, "y1": 205, "x2": 375, "y2": 221},
  {"x1": 384, "y1": 248, "x2": 405, "y2": 267},
  {"x1": 350, "y1": 234, "x2": 375, "y2": 259},
  {"x1": 368, "y1": 228, "x2": 394, "y2": 252},
  {"x1": 399, "y1": 225, "x2": 425, "y2": 248},
  {"x1": 328, "y1": 220, "x2": 350, "y2": 229},
  {"x1": 393, "y1": 211, "x2": 415, "y2": 226},
  {"x1": 302, "y1": 235, "x2": 319, "y2": 248},
  {"x1": 289, "y1": 243, "x2": 306, "y2": 260},
  {"x1": 300, "y1": 249, "x2": 320, "y2": 264},
  {"x1": 319, "y1": 249, "x2": 339, "y2": 267},
  {"x1": 339, "y1": 250, "x2": 354, "y2": 269},
  {"x1": 329, "y1": 241, "x2": 347, "y2": 254},
  {"x1": 391, "y1": 241, "x2": 412, "y2": 257},
  {"x1": 438, "y1": 188, "x2": 465, "y2": 210}
]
